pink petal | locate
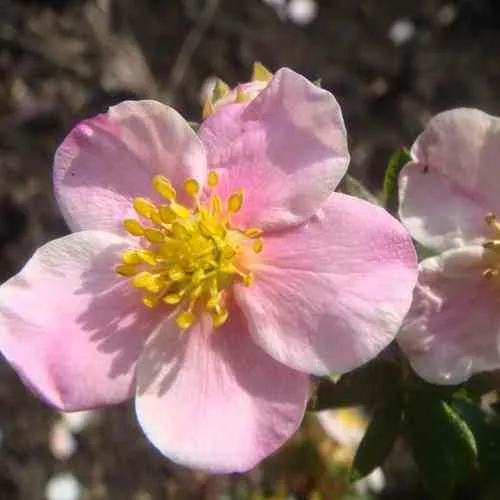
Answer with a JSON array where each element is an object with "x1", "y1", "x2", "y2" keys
[
  {"x1": 399, "y1": 108, "x2": 500, "y2": 251},
  {"x1": 235, "y1": 193, "x2": 418, "y2": 375},
  {"x1": 398, "y1": 246, "x2": 500, "y2": 384},
  {"x1": 54, "y1": 100, "x2": 207, "y2": 232},
  {"x1": 0, "y1": 231, "x2": 161, "y2": 410},
  {"x1": 214, "y1": 80, "x2": 269, "y2": 110},
  {"x1": 199, "y1": 68, "x2": 349, "y2": 230},
  {"x1": 399, "y1": 162, "x2": 487, "y2": 252},
  {"x1": 135, "y1": 311, "x2": 309, "y2": 473}
]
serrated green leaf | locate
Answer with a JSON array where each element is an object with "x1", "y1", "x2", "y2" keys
[
  {"x1": 382, "y1": 147, "x2": 411, "y2": 212},
  {"x1": 405, "y1": 389, "x2": 478, "y2": 500},
  {"x1": 350, "y1": 388, "x2": 403, "y2": 481},
  {"x1": 309, "y1": 360, "x2": 402, "y2": 411}
]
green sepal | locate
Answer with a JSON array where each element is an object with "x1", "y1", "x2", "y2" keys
[{"x1": 382, "y1": 147, "x2": 411, "y2": 213}]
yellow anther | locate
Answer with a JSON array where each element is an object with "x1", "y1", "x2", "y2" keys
[
  {"x1": 236, "y1": 86, "x2": 249, "y2": 103},
  {"x1": 207, "y1": 170, "x2": 219, "y2": 188},
  {"x1": 252, "y1": 238, "x2": 264, "y2": 253},
  {"x1": 168, "y1": 265, "x2": 185, "y2": 281},
  {"x1": 211, "y1": 308, "x2": 229, "y2": 328},
  {"x1": 198, "y1": 219, "x2": 215, "y2": 238},
  {"x1": 211, "y1": 195, "x2": 223, "y2": 215},
  {"x1": 213, "y1": 79, "x2": 230, "y2": 101},
  {"x1": 172, "y1": 222, "x2": 190, "y2": 239},
  {"x1": 150, "y1": 209, "x2": 162, "y2": 225},
  {"x1": 123, "y1": 219, "x2": 144, "y2": 236},
  {"x1": 143, "y1": 294, "x2": 160, "y2": 309},
  {"x1": 137, "y1": 249, "x2": 157, "y2": 266},
  {"x1": 245, "y1": 227, "x2": 263, "y2": 238},
  {"x1": 118, "y1": 173, "x2": 262, "y2": 331},
  {"x1": 228, "y1": 191, "x2": 244, "y2": 213},
  {"x1": 163, "y1": 293, "x2": 183, "y2": 305},
  {"x1": 115, "y1": 264, "x2": 138, "y2": 276},
  {"x1": 206, "y1": 292, "x2": 222, "y2": 310},
  {"x1": 159, "y1": 205, "x2": 177, "y2": 223},
  {"x1": 191, "y1": 268, "x2": 205, "y2": 285},
  {"x1": 243, "y1": 272, "x2": 254, "y2": 287},
  {"x1": 121, "y1": 250, "x2": 142, "y2": 265},
  {"x1": 252, "y1": 62, "x2": 273, "y2": 82},
  {"x1": 153, "y1": 175, "x2": 176, "y2": 200},
  {"x1": 144, "y1": 228, "x2": 165, "y2": 243},
  {"x1": 132, "y1": 271, "x2": 155, "y2": 289},
  {"x1": 145, "y1": 279, "x2": 163, "y2": 294},
  {"x1": 133, "y1": 197, "x2": 156, "y2": 219},
  {"x1": 202, "y1": 97, "x2": 215, "y2": 119},
  {"x1": 222, "y1": 246, "x2": 236, "y2": 259},
  {"x1": 482, "y1": 213, "x2": 500, "y2": 287},
  {"x1": 184, "y1": 178, "x2": 200, "y2": 197},
  {"x1": 159, "y1": 240, "x2": 178, "y2": 259},
  {"x1": 220, "y1": 261, "x2": 236, "y2": 274},
  {"x1": 170, "y1": 202, "x2": 191, "y2": 218},
  {"x1": 176, "y1": 310, "x2": 194, "y2": 329}
]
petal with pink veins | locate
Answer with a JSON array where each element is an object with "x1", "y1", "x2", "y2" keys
[
  {"x1": 399, "y1": 108, "x2": 500, "y2": 251},
  {"x1": 398, "y1": 246, "x2": 500, "y2": 385},
  {"x1": 199, "y1": 68, "x2": 349, "y2": 230},
  {"x1": 54, "y1": 100, "x2": 207, "y2": 233},
  {"x1": 235, "y1": 193, "x2": 418, "y2": 375},
  {"x1": 0, "y1": 231, "x2": 162, "y2": 410},
  {"x1": 135, "y1": 310, "x2": 309, "y2": 473}
]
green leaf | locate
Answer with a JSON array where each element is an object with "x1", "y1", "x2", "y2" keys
[
  {"x1": 309, "y1": 360, "x2": 402, "y2": 411},
  {"x1": 350, "y1": 388, "x2": 404, "y2": 481},
  {"x1": 452, "y1": 395, "x2": 500, "y2": 482},
  {"x1": 404, "y1": 389, "x2": 478, "y2": 499},
  {"x1": 382, "y1": 147, "x2": 411, "y2": 212}
]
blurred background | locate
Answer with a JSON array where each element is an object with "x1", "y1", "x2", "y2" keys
[{"x1": 1, "y1": 0, "x2": 500, "y2": 498}]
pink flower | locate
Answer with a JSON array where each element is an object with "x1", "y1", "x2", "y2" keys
[
  {"x1": 202, "y1": 62, "x2": 273, "y2": 118},
  {"x1": 0, "y1": 68, "x2": 417, "y2": 472},
  {"x1": 398, "y1": 108, "x2": 500, "y2": 384}
]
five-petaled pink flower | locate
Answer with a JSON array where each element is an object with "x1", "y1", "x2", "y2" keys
[
  {"x1": 0, "y1": 68, "x2": 417, "y2": 472},
  {"x1": 398, "y1": 108, "x2": 500, "y2": 384}
]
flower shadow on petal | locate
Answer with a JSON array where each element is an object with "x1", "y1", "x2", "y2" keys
[
  {"x1": 136, "y1": 307, "x2": 308, "y2": 408},
  {"x1": 72, "y1": 242, "x2": 164, "y2": 382},
  {"x1": 135, "y1": 326, "x2": 189, "y2": 398}
]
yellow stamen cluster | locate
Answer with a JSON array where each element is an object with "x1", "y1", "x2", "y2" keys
[
  {"x1": 116, "y1": 171, "x2": 263, "y2": 330},
  {"x1": 482, "y1": 213, "x2": 500, "y2": 282}
]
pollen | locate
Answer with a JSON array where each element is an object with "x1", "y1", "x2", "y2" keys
[
  {"x1": 116, "y1": 170, "x2": 263, "y2": 330},
  {"x1": 482, "y1": 213, "x2": 500, "y2": 286}
]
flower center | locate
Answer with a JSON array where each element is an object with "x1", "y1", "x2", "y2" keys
[
  {"x1": 116, "y1": 171, "x2": 263, "y2": 330},
  {"x1": 482, "y1": 213, "x2": 500, "y2": 285}
]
